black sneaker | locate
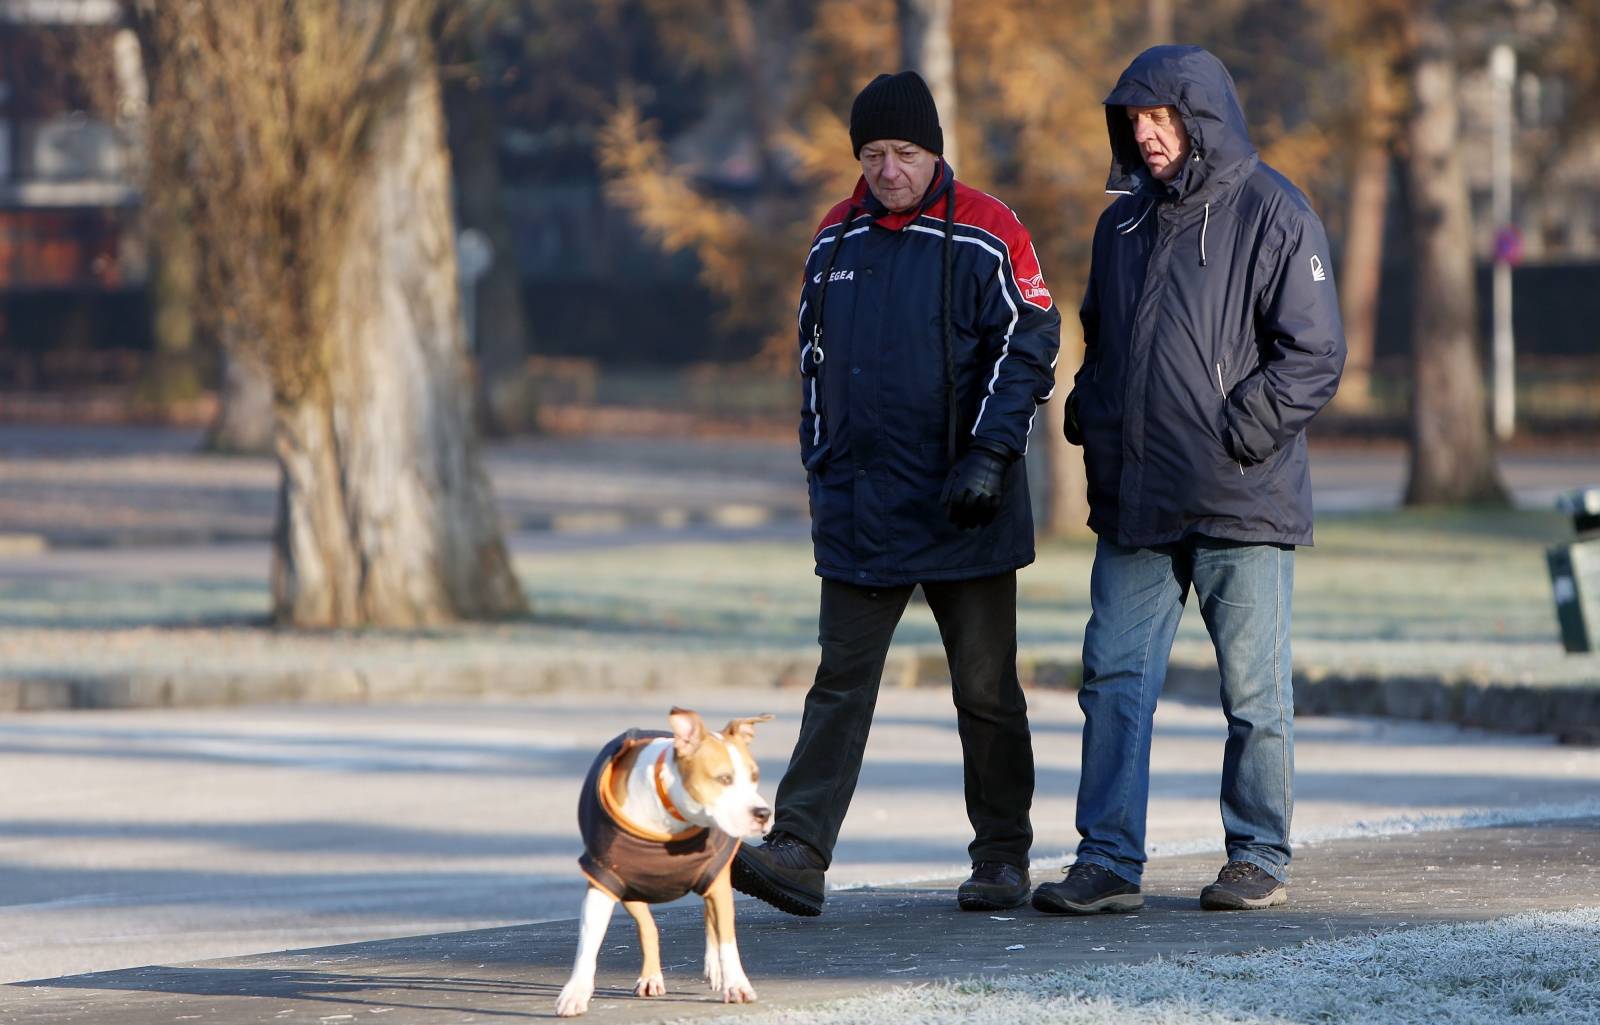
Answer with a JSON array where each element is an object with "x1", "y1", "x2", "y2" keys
[
  {"x1": 1031, "y1": 861, "x2": 1143, "y2": 915},
  {"x1": 957, "y1": 861, "x2": 1032, "y2": 911},
  {"x1": 1199, "y1": 860, "x2": 1288, "y2": 910},
  {"x1": 731, "y1": 832, "x2": 826, "y2": 917}
]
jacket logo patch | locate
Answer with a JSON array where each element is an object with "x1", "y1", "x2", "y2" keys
[
  {"x1": 813, "y1": 269, "x2": 855, "y2": 284},
  {"x1": 1018, "y1": 271, "x2": 1052, "y2": 304},
  {"x1": 1310, "y1": 255, "x2": 1326, "y2": 283}
]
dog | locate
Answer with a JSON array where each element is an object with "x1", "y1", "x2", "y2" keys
[{"x1": 555, "y1": 707, "x2": 774, "y2": 1017}]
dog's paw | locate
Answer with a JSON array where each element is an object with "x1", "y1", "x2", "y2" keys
[
  {"x1": 703, "y1": 958, "x2": 723, "y2": 992},
  {"x1": 555, "y1": 980, "x2": 593, "y2": 1017},
  {"x1": 720, "y1": 976, "x2": 757, "y2": 1004},
  {"x1": 633, "y1": 973, "x2": 665, "y2": 998}
]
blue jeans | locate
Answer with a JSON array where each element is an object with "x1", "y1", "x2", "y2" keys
[{"x1": 1074, "y1": 536, "x2": 1294, "y2": 885}]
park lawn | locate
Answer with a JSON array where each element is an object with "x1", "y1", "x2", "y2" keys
[
  {"x1": 683, "y1": 907, "x2": 1599, "y2": 1025},
  {"x1": 512, "y1": 507, "x2": 1570, "y2": 655}
]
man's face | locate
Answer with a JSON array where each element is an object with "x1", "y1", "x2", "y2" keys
[
  {"x1": 859, "y1": 139, "x2": 938, "y2": 213},
  {"x1": 1126, "y1": 104, "x2": 1190, "y2": 182}
]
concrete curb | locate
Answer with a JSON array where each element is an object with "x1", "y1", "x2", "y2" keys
[
  {"x1": 3, "y1": 649, "x2": 1595, "y2": 741},
  {"x1": 0, "y1": 506, "x2": 808, "y2": 551},
  {"x1": 0, "y1": 533, "x2": 46, "y2": 556},
  {"x1": 1166, "y1": 663, "x2": 1600, "y2": 741},
  {"x1": 522, "y1": 504, "x2": 805, "y2": 534}
]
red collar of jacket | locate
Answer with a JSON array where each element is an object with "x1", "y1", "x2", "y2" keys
[{"x1": 854, "y1": 159, "x2": 956, "y2": 231}]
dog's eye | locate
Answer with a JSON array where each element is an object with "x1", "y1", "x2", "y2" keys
[{"x1": 716, "y1": 773, "x2": 734, "y2": 786}]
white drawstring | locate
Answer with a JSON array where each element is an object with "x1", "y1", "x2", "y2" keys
[
  {"x1": 1118, "y1": 200, "x2": 1153, "y2": 235},
  {"x1": 1117, "y1": 199, "x2": 1210, "y2": 262}
]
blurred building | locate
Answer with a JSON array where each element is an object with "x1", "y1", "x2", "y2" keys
[
  {"x1": 1459, "y1": 54, "x2": 1600, "y2": 260},
  {"x1": 0, "y1": 3, "x2": 1593, "y2": 396},
  {"x1": 0, "y1": 0, "x2": 146, "y2": 388},
  {"x1": 1369, "y1": 43, "x2": 1600, "y2": 371}
]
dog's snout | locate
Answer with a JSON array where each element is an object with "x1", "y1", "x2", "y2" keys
[{"x1": 752, "y1": 806, "x2": 772, "y2": 825}]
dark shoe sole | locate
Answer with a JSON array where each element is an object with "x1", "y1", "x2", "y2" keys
[
  {"x1": 1200, "y1": 883, "x2": 1287, "y2": 911},
  {"x1": 957, "y1": 886, "x2": 1031, "y2": 912},
  {"x1": 1031, "y1": 887, "x2": 1144, "y2": 915},
  {"x1": 731, "y1": 851, "x2": 824, "y2": 917}
]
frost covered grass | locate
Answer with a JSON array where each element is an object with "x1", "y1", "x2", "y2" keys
[
  {"x1": 0, "y1": 507, "x2": 1590, "y2": 685},
  {"x1": 705, "y1": 907, "x2": 1600, "y2": 1025}
]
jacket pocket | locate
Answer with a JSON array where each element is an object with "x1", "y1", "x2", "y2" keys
[
  {"x1": 1215, "y1": 360, "x2": 1245, "y2": 476},
  {"x1": 808, "y1": 463, "x2": 855, "y2": 558}
]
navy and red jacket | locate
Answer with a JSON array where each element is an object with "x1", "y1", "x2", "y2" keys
[{"x1": 798, "y1": 161, "x2": 1060, "y2": 587}]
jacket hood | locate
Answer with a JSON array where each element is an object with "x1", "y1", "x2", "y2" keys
[{"x1": 1103, "y1": 45, "x2": 1256, "y2": 201}]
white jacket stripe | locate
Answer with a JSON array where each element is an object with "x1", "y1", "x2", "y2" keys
[{"x1": 902, "y1": 224, "x2": 1020, "y2": 436}]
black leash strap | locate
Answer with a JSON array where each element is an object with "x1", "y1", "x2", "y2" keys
[
  {"x1": 810, "y1": 190, "x2": 957, "y2": 464},
  {"x1": 809, "y1": 206, "x2": 856, "y2": 375},
  {"x1": 807, "y1": 206, "x2": 857, "y2": 438},
  {"x1": 940, "y1": 188, "x2": 957, "y2": 464}
]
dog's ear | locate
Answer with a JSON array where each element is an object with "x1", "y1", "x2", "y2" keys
[
  {"x1": 668, "y1": 707, "x2": 705, "y2": 757},
  {"x1": 723, "y1": 714, "x2": 774, "y2": 743}
]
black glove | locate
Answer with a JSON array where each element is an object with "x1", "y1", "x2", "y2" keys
[
  {"x1": 943, "y1": 442, "x2": 1011, "y2": 530},
  {"x1": 1062, "y1": 391, "x2": 1084, "y2": 446}
]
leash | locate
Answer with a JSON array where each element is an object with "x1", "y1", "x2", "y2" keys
[
  {"x1": 809, "y1": 178, "x2": 959, "y2": 464},
  {"x1": 940, "y1": 187, "x2": 957, "y2": 463},
  {"x1": 807, "y1": 204, "x2": 856, "y2": 439}
]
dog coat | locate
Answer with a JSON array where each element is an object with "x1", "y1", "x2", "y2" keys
[{"x1": 577, "y1": 729, "x2": 739, "y2": 903}]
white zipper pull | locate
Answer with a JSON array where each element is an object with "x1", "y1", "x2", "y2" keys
[{"x1": 1218, "y1": 362, "x2": 1243, "y2": 474}]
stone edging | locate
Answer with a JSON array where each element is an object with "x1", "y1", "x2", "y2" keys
[{"x1": 2, "y1": 652, "x2": 1595, "y2": 742}]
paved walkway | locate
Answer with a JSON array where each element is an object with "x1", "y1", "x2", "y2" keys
[
  {"x1": 5, "y1": 687, "x2": 1599, "y2": 986},
  {"x1": 2, "y1": 426, "x2": 1597, "y2": 1022},
  {"x1": 6, "y1": 818, "x2": 1597, "y2": 1024}
]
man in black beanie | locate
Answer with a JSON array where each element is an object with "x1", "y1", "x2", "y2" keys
[{"x1": 731, "y1": 70, "x2": 1061, "y2": 916}]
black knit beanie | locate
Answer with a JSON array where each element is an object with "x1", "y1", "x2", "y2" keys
[{"x1": 849, "y1": 71, "x2": 943, "y2": 157}]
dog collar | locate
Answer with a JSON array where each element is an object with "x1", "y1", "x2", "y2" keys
[{"x1": 654, "y1": 749, "x2": 689, "y2": 823}]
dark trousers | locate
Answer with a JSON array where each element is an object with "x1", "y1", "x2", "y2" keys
[{"x1": 773, "y1": 572, "x2": 1035, "y2": 869}]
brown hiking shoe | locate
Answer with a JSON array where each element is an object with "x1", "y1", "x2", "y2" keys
[
  {"x1": 1199, "y1": 860, "x2": 1288, "y2": 910},
  {"x1": 1031, "y1": 861, "x2": 1143, "y2": 915}
]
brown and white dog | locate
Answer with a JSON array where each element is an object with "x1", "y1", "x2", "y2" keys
[{"x1": 555, "y1": 708, "x2": 774, "y2": 1017}]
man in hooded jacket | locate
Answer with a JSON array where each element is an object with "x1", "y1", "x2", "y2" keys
[
  {"x1": 731, "y1": 70, "x2": 1060, "y2": 918},
  {"x1": 1032, "y1": 46, "x2": 1345, "y2": 916}
]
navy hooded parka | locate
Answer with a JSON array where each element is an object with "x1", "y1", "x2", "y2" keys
[{"x1": 1067, "y1": 46, "x2": 1346, "y2": 547}]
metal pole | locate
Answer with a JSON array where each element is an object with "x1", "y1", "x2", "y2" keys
[
  {"x1": 1147, "y1": 0, "x2": 1174, "y2": 45},
  {"x1": 1490, "y1": 44, "x2": 1516, "y2": 441},
  {"x1": 456, "y1": 228, "x2": 493, "y2": 355}
]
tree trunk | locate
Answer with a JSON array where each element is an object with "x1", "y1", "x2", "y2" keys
[
  {"x1": 205, "y1": 335, "x2": 275, "y2": 454},
  {"x1": 112, "y1": 22, "x2": 203, "y2": 417},
  {"x1": 1399, "y1": 13, "x2": 1507, "y2": 507},
  {"x1": 271, "y1": 59, "x2": 526, "y2": 627},
  {"x1": 1333, "y1": 59, "x2": 1392, "y2": 414},
  {"x1": 722, "y1": 0, "x2": 781, "y2": 185},
  {"x1": 442, "y1": 33, "x2": 534, "y2": 436},
  {"x1": 1146, "y1": 0, "x2": 1174, "y2": 46},
  {"x1": 897, "y1": 0, "x2": 958, "y2": 170},
  {"x1": 136, "y1": 190, "x2": 207, "y2": 414},
  {"x1": 1043, "y1": 317, "x2": 1090, "y2": 537}
]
